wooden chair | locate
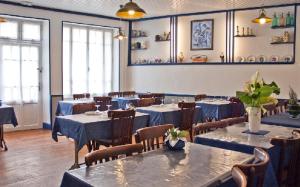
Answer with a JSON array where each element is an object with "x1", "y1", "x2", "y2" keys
[
  {"x1": 138, "y1": 94, "x2": 153, "y2": 99},
  {"x1": 85, "y1": 93, "x2": 91, "y2": 99},
  {"x1": 108, "y1": 92, "x2": 121, "y2": 98},
  {"x1": 233, "y1": 148, "x2": 270, "y2": 187},
  {"x1": 229, "y1": 97, "x2": 242, "y2": 103},
  {"x1": 232, "y1": 166, "x2": 247, "y2": 187},
  {"x1": 73, "y1": 94, "x2": 85, "y2": 100},
  {"x1": 262, "y1": 104, "x2": 278, "y2": 117},
  {"x1": 122, "y1": 91, "x2": 136, "y2": 97},
  {"x1": 293, "y1": 130, "x2": 300, "y2": 187},
  {"x1": 178, "y1": 102, "x2": 196, "y2": 142},
  {"x1": 221, "y1": 116, "x2": 246, "y2": 126},
  {"x1": 135, "y1": 124, "x2": 174, "y2": 152},
  {"x1": 94, "y1": 110, "x2": 136, "y2": 148},
  {"x1": 277, "y1": 100, "x2": 288, "y2": 113},
  {"x1": 137, "y1": 98, "x2": 155, "y2": 107},
  {"x1": 152, "y1": 93, "x2": 165, "y2": 105},
  {"x1": 270, "y1": 134, "x2": 300, "y2": 187},
  {"x1": 85, "y1": 143, "x2": 143, "y2": 166},
  {"x1": 194, "y1": 94, "x2": 207, "y2": 101},
  {"x1": 93, "y1": 96, "x2": 112, "y2": 111},
  {"x1": 72, "y1": 103, "x2": 96, "y2": 114},
  {"x1": 194, "y1": 120, "x2": 228, "y2": 136}
]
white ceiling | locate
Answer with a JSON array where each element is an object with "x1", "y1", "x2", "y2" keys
[{"x1": 2, "y1": 0, "x2": 300, "y2": 18}]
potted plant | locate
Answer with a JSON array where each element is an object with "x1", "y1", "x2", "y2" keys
[
  {"x1": 287, "y1": 87, "x2": 300, "y2": 118},
  {"x1": 236, "y1": 72, "x2": 280, "y2": 132},
  {"x1": 164, "y1": 128, "x2": 187, "y2": 151}
]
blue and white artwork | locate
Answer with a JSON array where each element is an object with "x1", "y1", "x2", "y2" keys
[{"x1": 191, "y1": 19, "x2": 214, "y2": 50}]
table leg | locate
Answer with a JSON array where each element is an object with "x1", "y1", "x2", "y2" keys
[
  {"x1": 0, "y1": 125, "x2": 8, "y2": 151},
  {"x1": 69, "y1": 140, "x2": 80, "y2": 170}
]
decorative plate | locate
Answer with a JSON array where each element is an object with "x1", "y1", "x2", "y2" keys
[
  {"x1": 283, "y1": 55, "x2": 293, "y2": 63},
  {"x1": 247, "y1": 56, "x2": 256, "y2": 62},
  {"x1": 270, "y1": 55, "x2": 279, "y2": 62},
  {"x1": 236, "y1": 56, "x2": 245, "y2": 62},
  {"x1": 257, "y1": 55, "x2": 267, "y2": 63}
]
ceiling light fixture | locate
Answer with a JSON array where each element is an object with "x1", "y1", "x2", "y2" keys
[
  {"x1": 114, "y1": 30, "x2": 127, "y2": 40},
  {"x1": 252, "y1": 8, "x2": 272, "y2": 24},
  {"x1": 116, "y1": 0, "x2": 146, "y2": 19}
]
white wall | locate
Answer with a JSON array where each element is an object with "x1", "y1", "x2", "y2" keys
[
  {"x1": 0, "y1": 3, "x2": 128, "y2": 125},
  {"x1": 125, "y1": 6, "x2": 300, "y2": 99}
]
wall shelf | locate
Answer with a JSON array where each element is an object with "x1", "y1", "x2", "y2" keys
[
  {"x1": 271, "y1": 25, "x2": 295, "y2": 29},
  {"x1": 234, "y1": 35, "x2": 256, "y2": 37},
  {"x1": 131, "y1": 48, "x2": 147, "y2": 51},
  {"x1": 131, "y1": 36, "x2": 148, "y2": 38},
  {"x1": 155, "y1": 39, "x2": 171, "y2": 42},
  {"x1": 270, "y1": 41, "x2": 294, "y2": 45}
]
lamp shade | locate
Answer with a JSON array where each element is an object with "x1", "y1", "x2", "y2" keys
[
  {"x1": 114, "y1": 30, "x2": 127, "y2": 40},
  {"x1": 116, "y1": 1, "x2": 146, "y2": 19},
  {"x1": 252, "y1": 9, "x2": 272, "y2": 24}
]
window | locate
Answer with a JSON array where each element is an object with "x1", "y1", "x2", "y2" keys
[
  {"x1": 63, "y1": 23, "x2": 118, "y2": 97},
  {"x1": 0, "y1": 19, "x2": 41, "y2": 104}
]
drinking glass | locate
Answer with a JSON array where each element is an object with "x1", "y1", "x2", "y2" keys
[{"x1": 95, "y1": 105, "x2": 100, "y2": 113}]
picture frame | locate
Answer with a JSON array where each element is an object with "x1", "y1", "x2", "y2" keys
[{"x1": 191, "y1": 19, "x2": 214, "y2": 50}]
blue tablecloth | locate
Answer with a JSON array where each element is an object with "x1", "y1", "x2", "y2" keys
[
  {"x1": 262, "y1": 113, "x2": 300, "y2": 128},
  {"x1": 0, "y1": 104, "x2": 18, "y2": 127},
  {"x1": 56, "y1": 100, "x2": 119, "y2": 116},
  {"x1": 196, "y1": 101, "x2": 245, "y2": 120},
  {"x1": 113, "y1": 97, "x2": 140, "y2": 109},
  {"x1": 52, "y1": 112, "x2": 149, "y2": 150},
  {"x1": 193, "y1": 123, "x2": 296, "y2": 187},
  {"x1": 136, "y1": 104, "x2": 203, "y2": 127}
]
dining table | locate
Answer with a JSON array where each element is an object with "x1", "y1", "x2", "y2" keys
[
  {"x1": 52, "y1": 111, "x2": 149, "y2": 169},
  {"x1": 60, "y1": 143, "x2": 253, "y2": 187},
  {"x1": 194, "y1": 123, "x2": 296, "y2": 187},
  {"x1": 0, "y1": 104, "x2": 18, "y2": 151},
  {"x1": 112, "y1": 97, "x2": 140, "y2": 109},
  {"x1": 196, "y1": 99, "x2": 245, "y2": 121},
  {"x1": 136, "y1": 104, "x2": 203, "y2": 126},
  {"x1": 261, "y1": 112, "x2": 300, "y2": 128},
  {"x1": 56, "y1": 99, "x2": 119, "y2": 116}
]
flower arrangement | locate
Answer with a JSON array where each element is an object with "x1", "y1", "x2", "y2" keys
[
  {"x1": 236, "y1": 71, "x2": 280, "y2": 111},
  {"x1": 165, "y1": 128, "x2": 188, "y2": 150},
  {"x1": 289, "y1": 87, "x2": 298, "y2": 105},
  {"x1": 287, "y1": 87, "x2": 300, "y2": 118}
]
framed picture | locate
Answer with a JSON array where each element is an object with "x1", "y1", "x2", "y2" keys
[{"x1": 191, "y1": 19, "x2": 214, "y2": 50}]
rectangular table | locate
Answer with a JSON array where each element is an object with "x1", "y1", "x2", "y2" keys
[
  {"x1": 136, "y1": 104, "x2": 203, "y2": 126},
  {"x1": 196, "y1": 99, "x2": 245, "y2": 120},
  {"x1": 56, "y1": 99, "x2": 119, "y2": 115},
  {"x1": 52, "y1": 112, "x2": 149, "y2": 169},
  {"x1": 113, "y1": 97, "x2": 140, "y2": 109},
  {"x1": 194, "y1": 123, "x2": 295, "y2": 187},
  {"x1": 0, "y1": 104, "x2": 18, "y2": 151},
  {"x1": 261, "y1": 113, "x2": 300, "y2": 128},
  {"x1": 60, "y1": 143, "x2": 253, "y2": 187}
]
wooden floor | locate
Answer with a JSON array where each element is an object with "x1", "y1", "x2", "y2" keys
[{"x1": 0, "y1": 129, "x2": 89, "y2": 187}]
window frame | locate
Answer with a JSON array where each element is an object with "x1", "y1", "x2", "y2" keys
[{"x1": 63, "y1": 22, "x2": 116, "y2": 97}]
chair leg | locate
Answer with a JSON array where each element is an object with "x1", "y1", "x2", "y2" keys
[
  {"x1": 86, "y1": 141, "x2": 93, "y2": 152},
  {"x1": 189, "y1": 129, "x2": 193, "y2": 143}
]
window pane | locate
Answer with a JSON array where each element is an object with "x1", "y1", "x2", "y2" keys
[
  {"x1": 63, "y1": 27, "x2": 71, "y2": 96},
  {"x1": 72, "y1": 27, "x2": 87, "y2": 94},
  {"x1": 22, "y1": 23, "x2": 41, "y2": 41},
  {"x1": 21, "y1": 46, "x2": 39, "y2": 103},
  {"x1": 89, "y1": 30, "x2": 104, "y2": 94},
  {"x1": 104, "y1": 31, "x2": 112, "y2": 93},
  {"x1": 0, "y1": 45, "x2": 21, "y2": 103},
  {"x1": 0, "y1": 21, "x2": 18, "y2": 39}
]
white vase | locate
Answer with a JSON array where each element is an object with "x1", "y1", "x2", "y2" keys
[{"x1": 247, "y1": 107, "x2": 261, "y2": 132}]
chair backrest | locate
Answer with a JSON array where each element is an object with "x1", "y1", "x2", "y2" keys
[
  {"x1": 85, "y1": 93, "x2": 90, "y2": 99},
  {"x1": 195, "y1": 94, "x2": 207, "y2": 101},
  {"x1": 138, "y1": 98, "x2": 155, "y2": 107},
  {"x1": 93, "y1": 96, "x2": 112, "y2": 111},
  {"x1": 234, "y1": 148, "x2": 270, "y2": 187},
  {"x1": 152, "y1": 93, "x2": 165, "y2": 105},
  {"x1": 229, "y1": 97, "x2": 242, "y2": 103},
  {"x1": 108, "y1": 92, "x2": 121, "y2": 98},
  {"x1": 85, "y1": 143, "x2": 143, "y2": 166},
  {"x1": 276, "y1": 100, "x2": 288, "y2": 113},
  {"x1": 109, "y1": 110, "x2": 136, "y2": 145},
  {"x1": 262, "y1": 104, "x2": 278, "y2": 117},
  {"x1": 270, "y1": 134, "x2": 300, "y2": 186},
  {"x1": 122, "y1": 91, "x2": 136, "y2": 97},
  {"x1": 73, "y1": 94, "x2": 85, "y2": 100},
  {"x1": 72, "y1": 103, "x2": 96, "y2": 114},
  {"x1": 232, "y1": 166, "x2": 247, "y2": 187},
  {"x1": 221, "y1": 116, "x2": 246, "y2": 126},
  {"x1": 194, "y1": 120, "x2": 228, "y2": 135},
  {"x1": 178, "y1": 102, "x2": 196, "y2": 131},
  {"x1": 135, "y1": 124, "x2": 174, "y2": 152},
  {"x1": 138, "y1": 94, "x2": 153, "y2": 99}
]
